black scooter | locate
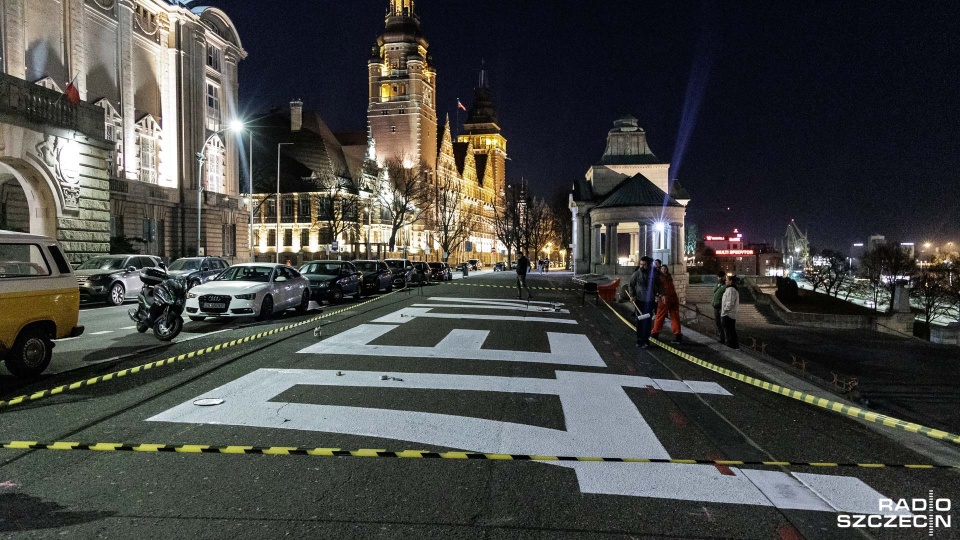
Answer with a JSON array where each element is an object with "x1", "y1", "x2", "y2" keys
[{"x1": 129, "y1": 266, "x2": 188, "y2": 341}]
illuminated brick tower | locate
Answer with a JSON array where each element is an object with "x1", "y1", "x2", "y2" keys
[
  {"x1": 368, "y1": 0, "x2": 438, "y2": 170},
  {"x1": 458, "y1": 69, "x2": 507, "y2": 195}
]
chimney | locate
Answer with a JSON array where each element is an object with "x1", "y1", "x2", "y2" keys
[{"x1": 290, "y1": 100, "x2": 303, "y2": 132}]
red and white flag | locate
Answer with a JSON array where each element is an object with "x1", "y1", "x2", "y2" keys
[
  {"x1": 64, "y1": 74, "x2": 80, "y2": 105},
  {"x1": 457, "y1": 99, "x2": 467, "y2": 111}
]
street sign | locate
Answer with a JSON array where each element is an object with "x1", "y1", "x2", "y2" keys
[{"x1": 330, "y1": 241, "x2": 338, "y2": 253}]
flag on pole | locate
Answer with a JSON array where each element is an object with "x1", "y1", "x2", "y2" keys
[
  {"x1": 457, "y1": 98, "x2": 467, "y2": 111},
  {"x1": 64, "y1": 74, "x2": 80, "y2": 105}
]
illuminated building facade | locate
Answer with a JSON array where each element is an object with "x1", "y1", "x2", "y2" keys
[
  {"x1": 699, "y1": 230, "x2": 784, "y2": 276},
  {"x1": 0, "y1": 0, "x2": 247, "y2": 262},
  {"x1": 570, "y1": 116, "x2": 691, "y2": 301}
]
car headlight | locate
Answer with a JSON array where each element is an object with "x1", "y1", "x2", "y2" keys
[
  {"x1": 187, "y1": 292, "x2": 197, "y2": 299},
  {"x1": 88, "y1": 274, "x2": 107, "y2": 282},
  {"x1": 234, "y1": 293, "x2": 256, "y2": 300}
]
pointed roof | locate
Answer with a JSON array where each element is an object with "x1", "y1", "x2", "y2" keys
[
  {"x1": 597, "y1": 115, "x2": 660, "y2": 166},
  {"x1": 594, "y1": 173, "x2": 682, "y2": 209}
]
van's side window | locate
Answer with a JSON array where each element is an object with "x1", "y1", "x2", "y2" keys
[
  {"x1": 0, "y1": 244, "x2": 51, "y2": 278},
  {"x1": 48, "y1": 245, "x2": 71, "y2": 274}
]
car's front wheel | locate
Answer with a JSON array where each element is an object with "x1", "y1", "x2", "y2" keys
[
  {"x1": 108, "y1": 282, "x2": 125, "y2": 306},
  {"x1": 330, "y1": 287, "x2": 344, "y2": 303},
  {"x1": 295, "y1": 290, "x2": 310, "y2": 314},
  {"x1": 5, "y1": 328, "x2": 53, "y2": 377},
  {"x1": 256, "y1": 295, "x2": 274, "y2": 321}
]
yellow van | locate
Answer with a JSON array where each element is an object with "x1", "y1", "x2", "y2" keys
[{"x1": 0, "y1": 231, "x2": 83, "y2": 376}]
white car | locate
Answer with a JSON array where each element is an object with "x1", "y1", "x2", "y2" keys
[{"x1": 184, "y1": 263, "x2": 311, "y2": 321}]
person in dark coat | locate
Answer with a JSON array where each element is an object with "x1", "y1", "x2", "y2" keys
[
  {"x1": 721, "y1": 274, "x2": 740, "y2": 349},
  {"x1": 712, "y1": 271, "x2": 727, "y2": 343},
  {"x1": 628, "y1": 256, "x2": 662, "y2": 348},
  {"x1": 652, "y1": 264, "x2": 682, "y2": 344},
  {"x1": 516, "y1": 254, "x2": 533, "y2": 299}
]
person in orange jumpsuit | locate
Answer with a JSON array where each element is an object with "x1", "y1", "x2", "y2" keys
[{"x1": 652, "y1": 264, "x2": 682, "y2": 344}]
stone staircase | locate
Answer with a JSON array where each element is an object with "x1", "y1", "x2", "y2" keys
[{"x1": 683, "y1": 284, "x2": 776, "y2": 327}]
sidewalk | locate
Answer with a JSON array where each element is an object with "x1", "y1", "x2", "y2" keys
[{"x1": 604, "y1": 298, "x2": 960, "y2": 466}]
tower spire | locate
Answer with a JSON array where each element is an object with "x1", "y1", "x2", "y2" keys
[{"x1": 389, "y1": 0, "x2": 415, "y2": 17}]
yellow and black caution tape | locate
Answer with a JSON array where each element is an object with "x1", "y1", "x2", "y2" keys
[
  {"x1": 448, "y1": 282, "x2": 579, "y2": 292},
  {"x1": 0, "y1": 293, "x2": 397, "y2": 410},
  {"x1": 603, "y1": 301, "x2": 960, "y2": 446},
  {"x1": 1, "y1": 440, "x2": 956, "y2": 469}
]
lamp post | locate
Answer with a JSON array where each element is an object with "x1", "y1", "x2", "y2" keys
[
  {"x1": 364, "y1": 205, "x2": 371, "y2": 257},
  {"x1": 276, "y1": 142, "x2": 293, "y2": 264},
  {"x1": 196, "y1": 121, "x2": 245, "y2": 257}
]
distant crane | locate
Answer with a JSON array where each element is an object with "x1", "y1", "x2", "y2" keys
[{"x1": 784, "y1": 220, "x2": 809, "y2": 272}]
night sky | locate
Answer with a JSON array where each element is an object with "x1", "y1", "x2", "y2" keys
[{"x1": 198, "y1": 1, "x2": 960, "y2": 251}]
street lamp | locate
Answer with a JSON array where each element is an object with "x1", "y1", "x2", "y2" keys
[
  {"x1": 276, "y1": 142, "x2": 293, "y2": 264},
  {"x1": 196, "y1": 121, "x2": 244, "y2": 257}
]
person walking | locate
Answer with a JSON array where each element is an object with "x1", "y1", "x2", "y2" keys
[
  {"x1": 628, "y1": 256, "x2": 662, "y2": 348},
  {"x1": 652, "y1": 264, "x2": 682, "y2": 344},
  {"x1": 516, "y1": 254, "x2": 533, "y2": 299},
  {"x1": 721, "y1": 274, "x2": 740, "y2": 350},
  {"x1": 712, "y1": 271, "x2": 727, "y2": 344}
]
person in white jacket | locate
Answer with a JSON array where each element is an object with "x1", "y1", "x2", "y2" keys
[{"x1": 720, "y1": 274, "x2": 740, "y2": 350}]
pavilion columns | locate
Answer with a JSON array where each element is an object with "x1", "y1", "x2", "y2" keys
[
  {"x1": 591, "y1": 224, "x2": 602, "y2": 266},
  {"x1": 629, "y1": 232, "x2": 639, "y2": 261},
  {"x1": 639, "y1": 222, "x2": 649, "y2": 259},
  {"x1": 670, "y1": 223, "x2": 683, "y2": 265},
  {"x1": 604, "y1": 224, "x2": 618, "y2": 265}
]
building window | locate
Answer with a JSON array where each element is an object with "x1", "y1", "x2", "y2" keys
[
  {"x1": 223, "y1": 224, "x2": 236, "y2": 257},
  {"x1": 267, "y1": 230, "x2": 276, "y2": 248},
  {"x1": 138, "y1": 135, "x2": 157, "y2": 184},
  {"x1": 300, "y1": 229, "x2": 310, "y2": 249},
  {"x1": 206, "y1": 47, "x2": 222, "y2": 72},
  {"x1": 282, "y1": 198, "x2": 294, "y2": 221},
  {"x1": 204, "y1": 139, "x2": 225, "y2": 193},
  {"x1": 205, "y1": 83, "x2": 221, "y2": 131},
  {"x1": 283, "y1": 229, "x2": 293, "y2": 247},
  {"x1": 298, "y1": 198, "x2": 312, "y2": 223},
  {"x1": 110, "y1": 215, "x2": 125, "y2": 237}
]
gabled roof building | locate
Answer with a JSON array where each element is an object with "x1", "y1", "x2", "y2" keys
[{"x1": 571, "y1": 116, "x2": 691, "y2": 299}]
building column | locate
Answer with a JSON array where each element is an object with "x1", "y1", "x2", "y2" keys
[
  {"x1": 66, "y1": 0, "x2": 87, "y2": 100},
  {"x1": 639, "y1": 223, "x2": 649, "y2": 259},
  {"x1": 673, "y1": 223, "x2": 683, "y2": 265},
  {"x1": 591, "y1": 224, "x2": 602, "y2": 266},
  {"x1": 118, "y1": 0, "x2": 137, "y2": 181},
  {"x1": 606, "y1": 223, "x2": 618, "y2": 266},
  {"x1": 3, "y1": 0, "x2": 26, "y2": 79}
]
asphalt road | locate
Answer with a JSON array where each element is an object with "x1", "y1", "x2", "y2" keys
[{"x1": 0, "y1": 270, "x2": 957, "y2": 539}]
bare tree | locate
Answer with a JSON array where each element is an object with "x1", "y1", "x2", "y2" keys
[
  {"x1": 911, "y1": 261, "x2": 954, "y2": 328},
  {"x1": 379, "y1": 158, "x2": 432, "y2": 252},
  {"x1": 314, "y1": 177, "x2": 360, "y2": 260},
  {"x1": 493, "y1": 184, "x2": 522, "y2": 263},
  {"x1": 524, "y1": 197, "x2": 553, "y2": 260},
  {"x1": 860, "y1": 242, "x2": 916, "y2": 312},
  {"x1": 549, "y1": 190, "x2": 572, "y2": 268},
  {"x1": 430, "y1": 170, "x2": 476, "y2": 262}
]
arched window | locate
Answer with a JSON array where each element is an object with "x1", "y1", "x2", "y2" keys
[{"x1": 204, "y1": 137, "x2": 226, "y2": 193}]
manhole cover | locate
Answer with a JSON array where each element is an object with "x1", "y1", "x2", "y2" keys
[{"x1": 193, "y1": 398, "x2": 225, "y2": 406}]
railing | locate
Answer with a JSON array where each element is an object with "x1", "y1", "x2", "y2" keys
[{"x1": 0, "y1": 72, "x2": 105, "y2": 139}]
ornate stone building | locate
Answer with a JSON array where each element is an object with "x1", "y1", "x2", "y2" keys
[
  {"x1": 571, "y1": 116, "x2": 691, "y2": 300},
  {"x1": 0, "y1": 0, "x2": 247, "y2": 263}
]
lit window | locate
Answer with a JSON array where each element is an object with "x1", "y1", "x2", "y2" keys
[
  {"x1": 205, "y1": 83, "x2": 221, "y2": 131},
  {"x1": 139, "y1": 135, "x2": 157, "y2": 184},
  {"x1": 206, "y1": 47, "x2": 222, "y2": 71},
  {"x1": 204, "y1": 139, "x2": 225, "y2": 193}
]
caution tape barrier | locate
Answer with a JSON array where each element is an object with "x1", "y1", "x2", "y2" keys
[
  {"x1": 603, "y1": 301, "x2": 960, "y2": 446},
  {"x1": 0, "y1": 441, "x2": 956, "y2": 469},
  {"x1": 0, "y1": 292, "x2": 397, "y2": 411},
  {"x1": 448, "y1": 282, "x2": 579, "y2": 292}
]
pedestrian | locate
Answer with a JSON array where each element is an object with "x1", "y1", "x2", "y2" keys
[
  {"x1": 285, "y1": 259, "x2": 292, "y2": 267},
  {"x1": 628, "y1": 256, "x2": 662, "y2": 348},
  {"x1": 652, "y1": 264, "x2": 682, "y2": 344},
  {"x1": 712, "y1": 271, "x2": 727, "y2": 344},
  {"x1": 516, "y1": 253, "x2": 533, "y2": 299},
  {"x1": 539, "y1": 259, "x2": 545, "y2": 274},
  {"x1": 721, "y1": 274, "x2": 740, "y2": 350}
]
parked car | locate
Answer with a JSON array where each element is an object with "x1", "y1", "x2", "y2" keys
[
  {"x1": 411, "y1": 261, "x2": 430, "y2": 283},
  {"x1": 352, "y1": 260, "x2": 394, "y2": 294},
  {"x1": 0, "y1": 232, "x2": 84, "y2": 376},
  {"x1": 493, "y1": 262, "x2": 506, "y2": 272},
  {"x1": 185, "y1": 263, "x2": 310, "y2": 321},
  {"x1": 385, "y1": 259, "x2": 415, "y2": 288},
  {"x1": 75, "y1": 254, "x2": 162, "y2": 306},
  {"x1": 427, "y1": 262, "x2": 453, "y2": 281},
  {"x1": 467, "y1": 258, "x2": 482, "y2": 270},
  {"x1": 454, "y1": 262, "x2": 470, "y2": 272},
  {"x1": 166, "y1": 256, "x2": 229, "y2": 288},
  {"x1": 509, "y1": 261, "x2": 519, "y2": 270},
  {"x1": 300, "y1": 260, "x2": 362, "y2": 302}
]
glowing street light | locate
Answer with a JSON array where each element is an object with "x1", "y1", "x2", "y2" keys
[{"x1": 196, "y1": 120, "x2": 245, "y2": 256}]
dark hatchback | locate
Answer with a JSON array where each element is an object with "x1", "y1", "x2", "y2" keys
[
  {"x1": 299, "y1": 260, "x2": 361, "y2": 302},
  {"x1": 427, "y1": 262, "x2": 452, "y2": 281},
  {"x1": 384, "y1": 259, "x2": 415, "y2": 288},
  {"x1": 352, "y1": 260, "x2": 394, "y2": 294}
]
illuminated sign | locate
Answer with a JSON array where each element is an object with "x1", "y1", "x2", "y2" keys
[
  {"x1": 716, "y1": 250, "x2": 755, "y2": 256},
  {"x1": 705, "y1": 236, "x2": 726, "y2": 241}
]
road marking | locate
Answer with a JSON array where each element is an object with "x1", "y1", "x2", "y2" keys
[
  {"x1": 412, "y1": 304, "x2": 571, "y2": 314},
  {"x1": 298, "y1": 324, "x2": 604, "y2": 366},
  {"x1": 89, "y1": 331, "x2": 113, "y2": 336},
  {"x1": 121, "y1": 326, "x2": 137, "y2": 330},
  {"x1": 373, "y1": 307, "x2": 576, "y2": 325},
  {"x1": 149, "y1": 368, "x2": 899, "y2": 513}
]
